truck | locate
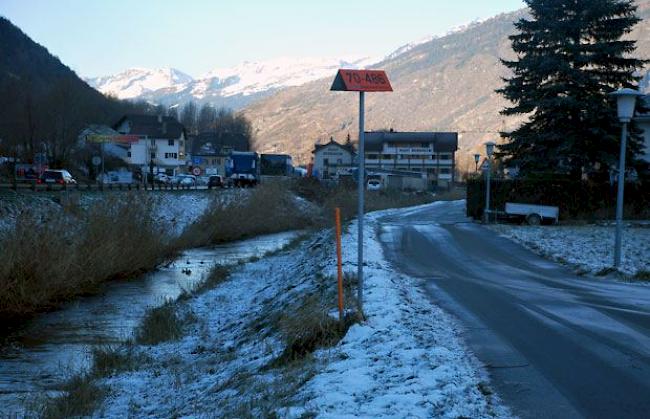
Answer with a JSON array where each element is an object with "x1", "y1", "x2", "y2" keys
[
  {"x1": 504, "y1": 202, "x2": 560, "y2": 225},
  {"x1": 226, "y1": 152, "x2": 259, "y2": 187}
]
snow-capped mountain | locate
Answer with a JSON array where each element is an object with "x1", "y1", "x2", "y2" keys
[
  {"x1": 87, "y1": 68, "x2": 193, "y2": 100},
  {"x1": 194, "y1": 56, "x2": 378, "y2": 98},
  {"x1": 85, "y1": 56, "x2": 378, "y2": 109}
]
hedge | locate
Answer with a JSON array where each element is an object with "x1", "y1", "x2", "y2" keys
[{"x1": 467, "y1": 178, "x2": 650, "y2": 221}]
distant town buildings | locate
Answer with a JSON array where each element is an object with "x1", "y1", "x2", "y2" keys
[
  {"x1": 310, "y1": 131, "x2": 458, "y2": 191},
  {"x1": 312, "y1": 137, "x2": 356, "y2": 180},
  {"x1": 187, "y1": 131, "x2": 250, "y2": 176},
  {"x1": 113, "y1": 114, "x2": 187, "y2": 176}
]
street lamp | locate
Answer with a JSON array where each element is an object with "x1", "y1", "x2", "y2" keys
[
  {"x1": 609, "y1": 88, "x2": 643, "y2": 268},
  {"x1": 474, "y1": 154, "x2": 481, "y2": 172},
  {"x1": 484, "y1": 142, "x2": 496, "y2": 223}
]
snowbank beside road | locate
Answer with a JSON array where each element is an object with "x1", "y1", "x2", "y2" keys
[
  {"x1": 489, "y1": 224, "x2": 650, "y2": 278},
  {"x1": 297, "y1": 210, "x2": 507, "y2": 418},
  {"x1": 92, "y1": 204, "x2": 506, "y2": 417}
]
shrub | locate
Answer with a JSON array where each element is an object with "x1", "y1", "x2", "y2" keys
[
  {"x1": 91, "y1": 346, "x2": 145, "y2": 377},
  {"x1": 179, "y1": 183, "x2": 315, "y2": 248},
  {"x1": 39, "y1": 374, "x2": 106, "y2": 419},
  {"x1": 135, "y1": 301, "x2": 189, "y2": 345},
  {"x1": 466, "y1": 178, "x2": 650, "y2": 220}
]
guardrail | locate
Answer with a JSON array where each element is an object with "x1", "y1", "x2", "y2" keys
[{"x1": 0, "y1": 182, "x2": 215, "y2": 193}]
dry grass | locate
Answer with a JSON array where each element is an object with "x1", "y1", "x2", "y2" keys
[
  {"x1": 135, "y1": 300, "x2": 194, "y2": 345},
  {"x1": 39, "y1": 374, "x2": 106, "y2": 419},
  {"x1": 191, "y1": 265, "x2": 231, "y2": 295},
  {"x1": 634, "y1": 270, "x2": 650, "y2": 281},
  {"x1": 0, "y1": 194, "x2": 174, "y2": 325},
  {"x1": 271, "y1": 293, "x2": 362, "y2": 367},
  {"x1": 178, "y1": 183, "x2": 315, "y2": 248},
  {"x1": 35, "y1": 346, "x2": 149, "y2": 418},
  {"x1": 91, "y1": 346, "x2": 147, "y2": 377}
]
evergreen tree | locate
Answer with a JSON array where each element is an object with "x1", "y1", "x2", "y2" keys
[{"x1": 497, "y1": 0, "x2": 646, "y2": 179}]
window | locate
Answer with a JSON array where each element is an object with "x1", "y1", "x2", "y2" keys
[
  {"x1": 439, "y1": 153, "x2": 452, "y2": 160},
  {"x1": 127, "y1": 151, "x2": 131, "y2": 158},
  {"x1": 164, "y1": 152, "x2": 178, "y2": 159},
  {"x1": 168, "y1": 139, "x2": 175, "y2": 146},
  {"x1": 337, "y1": 158, "x2": 343, "y2": 165},
  {"x1": 367, "y1": 154, "x2": 378, "y2": 160},
  {"x1": 324, "y1": 158, "x2": 329, "y2": 165},
  {"x1": 440, "y1": 168, "x2": 451, "y2": 174}
]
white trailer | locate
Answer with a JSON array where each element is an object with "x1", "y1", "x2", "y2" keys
[{"x1": 505, "y1": 202, "x2": 559, "y2": 225}]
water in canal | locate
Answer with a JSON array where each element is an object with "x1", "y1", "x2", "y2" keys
[{"x1": 0, "y1": 231, "x2": 301, "y2": 413}]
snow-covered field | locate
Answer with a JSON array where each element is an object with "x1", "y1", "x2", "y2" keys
[
  {"x1": 0, "y1": 190, "x2": 229, "y2": 238},
  {"x1": 489, "y1": 224, "x2": 650, "y2": 278},
  {"x1": 90, "y1": 205, "x2": 508, "y2": 418}
]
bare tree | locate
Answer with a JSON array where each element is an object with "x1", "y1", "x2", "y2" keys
[
  {"x1": 180, "y1": 101, "x2": 198, "y2": 135},
  {"x1": 197, "y1": 103, "x2": 217, "y2": 134}
]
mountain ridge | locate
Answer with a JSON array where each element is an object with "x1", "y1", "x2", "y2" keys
[
  {"x1": 242, "y1": 3, "x2": 650, "y2": 167},
  {"x1": 85, "y1": 56, "x2": 379, "y2": 109}
]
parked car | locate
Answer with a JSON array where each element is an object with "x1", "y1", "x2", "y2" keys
[
  {"x1": 153, "y1": 173, "x2": 171, "y2": 184},
  {"x1": 174, "y1": 174, "x2": 197, "y2": 187},
  {"x1": 38, "y1": 169, "x2": 76, "y2": 185},
  {"x1": 208, "y1": 175, "x2": 225, "y2": 188},
  {"x1": 367, "y1": 179, "x2": 382, "y2": 191}
]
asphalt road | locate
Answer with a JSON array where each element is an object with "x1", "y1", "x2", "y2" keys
[{"x1": 378, "y1": 201, "x2": 650, "y2": 419}]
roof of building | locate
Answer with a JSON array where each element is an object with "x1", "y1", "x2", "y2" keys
[
  {"x1": 189, "y1": 132, "x2": 250, "y2": 156},
  {"x1": 80, "y1": 124, "x2": 120, "y2": 137},
  {"x1": 313, "y1": 138, "x2": 356, "y2": 155},
  {"x1": 364, "y1": 131, "x2": 458, "y2": 153},
  {"x1": 113, "y1": 114, "x2": 185, "y2": 139}
]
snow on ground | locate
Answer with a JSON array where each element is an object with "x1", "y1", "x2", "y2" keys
[
  {"x1": 91, "y1": 204, "x2": 508, "y2": 418},
  {"x1": 0, "y1": 190, "x2": 234, "y2": 238},
  {"x1": 489, "y1": 224, "x2": 650, "y2": 278},
  {"x1": 295, "y1": 209, "x2": 508, "y2": 418}
]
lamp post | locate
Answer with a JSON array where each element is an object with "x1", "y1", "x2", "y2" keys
[
  {"x1": 474, "y1": 154, "x2": 481, "y2": 172},
  {"x1": 609, "y1": 88, "x2": 643, "y2": 268},
  {"x1": 484, "y1": 142, "x2": 496, "y2": 223}
]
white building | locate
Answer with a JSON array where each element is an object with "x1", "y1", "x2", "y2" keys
[
  {"x1": 113, "y1": 114, "x2": 187, "y2": 176},
  {"x1": 364, "y1": 131, "x2": 459, "y2": 189},
  {"x1": 312, "y1": 138, "x2": 356, "y2": 179}
]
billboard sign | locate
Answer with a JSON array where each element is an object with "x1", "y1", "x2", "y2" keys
[{"x1": 330, "y1": 69, "x2": 393, "y2": 92}]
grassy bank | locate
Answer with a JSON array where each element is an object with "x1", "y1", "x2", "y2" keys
[
  {"x1": 177, "y1": 182, "x2": 316, "y2": 248},
  {"x1": 0, "y1": 194, "x2": 174, "y2": 327},
  {"x1": 0, "y1": 180, "x2": 459, "y2": 329}
]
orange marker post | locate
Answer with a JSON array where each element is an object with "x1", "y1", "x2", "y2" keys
[{"x1": 335, "y1": 207, "x2": 344, "y2": 323}]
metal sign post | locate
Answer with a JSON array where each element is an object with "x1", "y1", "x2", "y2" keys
[{"x1": 331, "y1": 69, "x2": 392, "y2": 312}]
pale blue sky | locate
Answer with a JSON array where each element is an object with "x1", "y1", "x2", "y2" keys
[{"x1": 2, "y1": 0, "x2": 525, "y2": 78}]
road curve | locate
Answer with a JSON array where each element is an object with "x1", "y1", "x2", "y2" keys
[{"x1": 378, "y1": 201, "x2": 650, "y2": 419}]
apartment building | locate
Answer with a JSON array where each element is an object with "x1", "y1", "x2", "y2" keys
[{"x1": 364, "y1": 131, "x2": 458, "y2": 189}]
